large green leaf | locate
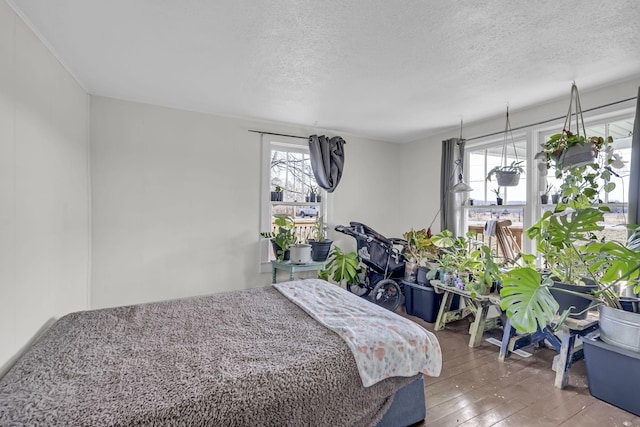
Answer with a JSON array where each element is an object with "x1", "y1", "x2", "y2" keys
[
  {"x1": 500, "y1": 268, "x2": 559, "y2": 334},
  {"x1": 545, "y1": 208, "x2": 604, "y2": 247}
]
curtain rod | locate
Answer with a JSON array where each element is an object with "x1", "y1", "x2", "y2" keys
[
  {"x1": 248, "y1": 130, "x2": 309, "y2": 140},
  {"x1": 465, "y1": 96, "x2": 638, "y2": 142}
]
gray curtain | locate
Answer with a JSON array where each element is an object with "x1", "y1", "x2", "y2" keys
[
  {"x1": 440, "y1": 138, "x2": 465, "y2": 236},
  {"x1": 309, "y1": 135, "x2": 345, "y2": 193},
  {"x1": 629, "y1": 87, "x2": 640, "y2": 228}
]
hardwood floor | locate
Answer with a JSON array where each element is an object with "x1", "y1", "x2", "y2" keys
[{"x1": 399, "y1": 309, "x2": 640, "y2": 427}]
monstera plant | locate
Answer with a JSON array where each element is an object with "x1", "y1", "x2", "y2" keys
[{"x1": 500, "y1": 204, "x2": 640, "y2": 333}]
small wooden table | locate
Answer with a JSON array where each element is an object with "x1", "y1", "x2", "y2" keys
[
  {"x1": 431, "y1": 280, "x2": 503, "y2": 348},
  {"x1": 271, "y1": 260, "x2": 326, "y2": 283},
  {"x1": 499, "y1": 312, "x2": 599, "y2": 389}
]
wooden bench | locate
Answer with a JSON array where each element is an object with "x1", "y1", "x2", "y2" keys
[{"x1": 431, "y1": 280, "x2": 502, "y2": 348}]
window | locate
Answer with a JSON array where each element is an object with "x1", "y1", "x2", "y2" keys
[
  {"x1": 259, "y1": 134, "x2": 327, "y2": 271},
  {"x1": 464, "y1": 137, "x2": 528, "y2": 260},
  {"x1": 462, "y1": 109, "x2": 634, "y2": 261}
]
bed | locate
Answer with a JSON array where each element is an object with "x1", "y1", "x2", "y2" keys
[{"x1": 0, "y1": 279, "x2": 441, "y2": 426}]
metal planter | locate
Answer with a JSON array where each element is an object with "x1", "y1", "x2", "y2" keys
[{"x1": 599, "y1": 305, "x2": 640, "y2": 352}]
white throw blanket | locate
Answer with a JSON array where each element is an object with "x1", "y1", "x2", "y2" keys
[{"x1": 274, "y1": 279, "x2": 442, "y2": 387}]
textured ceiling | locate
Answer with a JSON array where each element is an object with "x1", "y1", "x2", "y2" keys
[{"x1": 7, "y1": 0, "x2": 640, "y2": 142}]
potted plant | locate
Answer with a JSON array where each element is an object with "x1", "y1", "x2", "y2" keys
[
  {"x1": 318, "y1": 246, "x2": 361, "y2": 288},
  {"x1": 307, "y1": 216, "x2": 333, "y2": 262},
  {"x1": 260, "y1": 214, "x2": 297, "y2": 261},
  {"x1": 540, "y1": 184, "x2": 553, "y2": 204},
  {"x1": 309, "y1": 186, "x2": 317, "y2": 202},
  {"x1": 486, "y1": 160, "x2": 524, "y2": 187},
  {"x1": 492, "y1": 188, "x2": 503, "y2": 205},
  {"x1": 402, "y1": 228, "x2": 437, "y2": 284},
  {"x1": 536, "y1": 130, "x2": 608, "y2": 172},
  {"x1": 485, "y1": 106, "x2": 524, "y2": 188},
  {"x1": 270, "y1": 185, "x2": 283, "y2": 202}
]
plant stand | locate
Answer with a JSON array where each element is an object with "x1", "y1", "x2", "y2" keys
[
  {"x1": 271, "y1": 260, "x2": 326, "y2": 283},
  {"x1": 431, "y1": 280, "x2": 502, "y2": 347},
  {"x1": 499, "y1": 312, "x2": 599, "y2": 389}
]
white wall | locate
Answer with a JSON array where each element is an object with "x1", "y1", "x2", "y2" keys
[
  {"x1": 399, "y1": 76, "x2": 640, "y2": 234},
  {"x1": 0, "y1": 1, "x2": 90, "y2": 374},
  {"x1": 89, "y1": 96, "x2": 402, "y2": 308}
]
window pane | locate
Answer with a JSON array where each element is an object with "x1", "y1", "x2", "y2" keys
[{"x1": 271, "y1": 149, "x2": 318, "y2": 203}]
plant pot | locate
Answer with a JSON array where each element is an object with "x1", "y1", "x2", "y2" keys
[
  {"x1": 290, "y1": 244, "x2": 312, "y2": 264},
  {"x1": 550, "y1": 281, "x2": 596, "y2": 319},
  {"x1": 496, "y1": 197, "x2": 503, "y2": 205},
  {"x1": 316, "y1": 195, "x2": 321, "y2": 202},
  {"x1": 496, "y1": 171, "x2": 521, "y2": 187},
  {"x1": 561, "y1": 143, "x2": 597, "y2": 170},
  {"x1": 551, "y1": 194, "x2": 560, "y2": 204},
  {"x1": 416, "y1": 266, "x2": 430, "y2": 286},
  {"x1": 309, "y1": 193, "x2": 316, "y2": 202},
  {"x1": 270, "y1": 240, "x2": 290, "y2": 261},
  {"x1": 583, "y1": 335, "x2": 640, "y2": 416},
  {"x1": 540, "y1": 194, "x2": 549, "y2": 204},
  {"x1": 620, "y1": 297, "x2": 640, "y2": 313},
  {"x1": 270, "y1": 191, "x2": 279, "y2": 201},
  {"x1": 404, "y1": 261, "x2": 418, "y2": 283},
  {"x1": 599, "y1": 305, "x2": 640, "y2": 352},
  {"x1": 309, "y1": 239, "x2": 333, "y2": 262}
]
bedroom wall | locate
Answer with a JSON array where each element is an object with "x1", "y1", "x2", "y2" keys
[
  {"x1": 399, "y1": 76, "x2": 640, "y2": 233},
  {"x1": 0, "y1": 1, "x2": 90, "y2": 375},
  {"x1": 89, "y1": 96, "x2": 402, "y2": 309}
]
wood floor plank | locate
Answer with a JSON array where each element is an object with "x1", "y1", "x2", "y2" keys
[{"x1": 397, "y1": 310, "x2": 639, "y2": 427}]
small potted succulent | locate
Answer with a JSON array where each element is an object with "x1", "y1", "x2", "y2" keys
[
  {"x1": 492, "y1": 188, "x2": 503, "y2": 205},
  {"x1": 270, "y1": 185, "x2": 283, "y2": 202}
]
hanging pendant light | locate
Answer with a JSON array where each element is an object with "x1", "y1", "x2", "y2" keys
[{"x1": 451, "y1": 118, "x2": 473, "y2": 193}]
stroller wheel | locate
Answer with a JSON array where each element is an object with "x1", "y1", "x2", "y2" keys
[
  {"x1": 371, "y1": 279, "x2": 401, "y2": 312},
  {"x1": 347, "y1": 282, "x2": 371, "y2": 297}
]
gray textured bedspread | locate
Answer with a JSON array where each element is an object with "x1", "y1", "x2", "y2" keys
[{"x1": 0, "y1": 287, "x2": 417, "y2": 426}]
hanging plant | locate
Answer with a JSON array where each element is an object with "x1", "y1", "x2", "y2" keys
[
  {"x1": 534, "y1": 83, "x2": 615, "y2": 205},
  {"x1": 485, "y1": 106, "x2": 523, "y2": 187}
]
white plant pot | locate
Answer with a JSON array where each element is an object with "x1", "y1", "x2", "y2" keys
[
  {"x1": 496, "y1": 171, "x2": 520, "y2": 187},
  {"x1": 290, "y1": 244, "x2": 312, "y2": 264},
  {"x1": 560, "y1": 143, "x2": 596, "y2": 170}
]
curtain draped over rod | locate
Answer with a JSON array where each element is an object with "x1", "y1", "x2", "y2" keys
[
  {"x1": 308, "y1": 135, "x2": 346, "y2": 193},
  {"x1": 629, "y1": 87, "x2": 640, "y2": 228},
  {"x1": 440, "y1": 138, "x2": 465, "y2": 236}
]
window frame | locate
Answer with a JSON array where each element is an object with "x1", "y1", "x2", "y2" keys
[
  {"x1": 461, "y1": 105, "x2": 635, "y2": 259},
  {"x1": 259, "y1": 134, "x2": 330, "y2": 272}
]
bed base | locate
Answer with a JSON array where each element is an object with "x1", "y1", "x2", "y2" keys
[{"x1": 376, "y1": 375, "x2": 426, "y2": 427}]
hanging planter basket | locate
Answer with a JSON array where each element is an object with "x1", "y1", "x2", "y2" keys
[
  {"x1": 538, "y1": 83, "x2": 606, "y2": 172},
  {"x1": 559, "y1": 141, "x2": 597, "y2": 171},
  {"x1": 496, "y1": 170, "x2": 521, "y2": 187},
  {"x1": 486, "y1": 106, "x2": 523, "y2": 188}
]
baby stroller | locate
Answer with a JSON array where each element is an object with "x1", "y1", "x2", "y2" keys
[{"x1": 335, "y1": 221, "x2": 408, "y2": 311}]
